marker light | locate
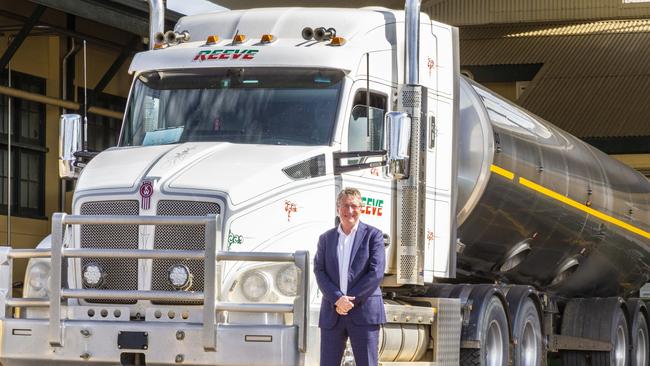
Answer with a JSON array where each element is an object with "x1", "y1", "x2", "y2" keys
[
  {"x1": 330, "y1": 36, "x2": 346, "y2": 46},
  {"x1": 233, "y1": 34, "x2": 246, "y2": 44},
  {"x1": 168, "y1": 265, "x2": 192, "y2": 290},
  {"x1": 206, "y1": 35, "x2": 219, "y2": 45},
  {"x1": 82, "y1": 262, "x2": 105, "y2": 288},
  {"x1": 261, "y1": 34, "x2": 275, "y2": 44}
]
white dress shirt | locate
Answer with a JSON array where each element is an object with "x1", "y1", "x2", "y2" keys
[{"x1": 337, "y1": 223, "x2": 359, "y2": 295}]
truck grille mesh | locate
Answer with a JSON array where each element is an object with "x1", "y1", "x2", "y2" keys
[
  {"x1": 152, "y1": 200, "x2": 220, "y2": 305},
  {"x1": 80, "y1": 200, "x2": 139, "y2": 304}
]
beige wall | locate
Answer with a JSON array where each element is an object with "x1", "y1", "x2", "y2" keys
[{"x1": 0, "y1": 2, "x2": 133, "y2": 283}]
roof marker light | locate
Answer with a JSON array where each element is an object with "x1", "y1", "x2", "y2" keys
[
  {"x1": 233, "y1": 34, "x2": 246, "y2": 44},
  {"x1": 206, "y1": 35, "x2": 219, "y2": 45},
  {"x1": 261, "y1": 34, "x2": 275, "y2": 44},
  {"x1": 330, "y1": 36, "x2": 346, "y2": 46}
]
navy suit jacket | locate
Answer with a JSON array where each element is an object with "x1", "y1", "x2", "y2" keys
[{"x1": 314, "y1": 222, "x2": 386, "y2": 329}]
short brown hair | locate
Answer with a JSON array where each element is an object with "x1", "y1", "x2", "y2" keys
[{"x1": 336, "y1": 187, "x2": 362, "y2": 206}]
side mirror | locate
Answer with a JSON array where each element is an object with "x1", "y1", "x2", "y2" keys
[
  {"x1": 385, "y1": 111, "x2": 411, "y2": 179},
  {"x1": 59, "y1": 114, "x2": 83, "y2": 179}
]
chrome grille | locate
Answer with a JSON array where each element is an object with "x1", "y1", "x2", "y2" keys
[
  {"x1": 152, "y1": 200, "x2": 220, "y2": 304},
  {"x1": 80, "y1": 200, "x2": 139, "y2": 304}
]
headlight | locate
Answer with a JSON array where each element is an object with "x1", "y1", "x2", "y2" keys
[
  {"x1": 24, "y1": 260, "x2": 51, "y2": 298},
  {"x1": 241, "y1": 271, "x2": 270, "y2": 301},
  {"x1": 276, "y1": 265, "x2": 299, "y2": 296}
]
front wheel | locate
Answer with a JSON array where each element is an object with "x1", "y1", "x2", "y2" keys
[{"x1": 461, "y1": 296, "x2": 510, "y2": 366}]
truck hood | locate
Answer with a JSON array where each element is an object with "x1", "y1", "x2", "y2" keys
[{"x1": 76, "y1": 142, "x2": 330, "y2": 205}]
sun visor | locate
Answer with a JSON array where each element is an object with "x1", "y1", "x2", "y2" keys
[{"x1": 129, "y1": 43, "x2": 356, "y2": 74}]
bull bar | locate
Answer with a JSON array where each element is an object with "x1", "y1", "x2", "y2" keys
[{"x1": 0, "y1": 212, "x2": 309, "y2": 355}]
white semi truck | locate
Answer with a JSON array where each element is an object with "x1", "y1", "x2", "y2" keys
[{"x1": 0, "y1": 1, "x2": 649, "y2": 366}]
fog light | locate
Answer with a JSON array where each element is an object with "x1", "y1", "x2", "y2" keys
[
  {"x1": 168, "y1": 265, "x2": 192, "y2": 290},
  {"x1": 82, "y1": 262, "x2": 105, "y2": 288}
]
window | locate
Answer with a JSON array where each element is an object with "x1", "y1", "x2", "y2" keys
[
  {"x1": 0, "y1": 71, "x2": 46, "y2": 218},
  {"x1": 347, "y1": 90, "x2": 387, "y2": 154},
  {"x1": 122, "y1": 68, "x2": 344, "y2": 147},
  {"x1": 83, "y1": 91, "x2": 125, "y2": 151}
]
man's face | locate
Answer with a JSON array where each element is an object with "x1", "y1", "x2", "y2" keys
[{"x1": 337, "y1": 194, "x2": 362, "y2": 230}]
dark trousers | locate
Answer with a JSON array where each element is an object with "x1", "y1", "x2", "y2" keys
[{"x1": 319, "y1": 315, "x2": 380, "y2": 366}]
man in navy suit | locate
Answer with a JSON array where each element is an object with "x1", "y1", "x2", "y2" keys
[{"x1": 314, "y1": 187, "x2": 386, "y2": 366}]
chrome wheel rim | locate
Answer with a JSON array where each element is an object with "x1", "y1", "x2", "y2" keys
[
  {"x1": 521, "y1": 320, "x2": 539, "y2": 366},
  {"x1": 486, "y1": 320, "x2": 505, "y2": 366},
  {"x1": 614, "y1": 325, "x2": 627, "y2": 366},
  {"x1": 636, "y1": 323, "x2": 648, "y2": 366}
]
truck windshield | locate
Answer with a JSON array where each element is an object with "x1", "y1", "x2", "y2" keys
[{"x1": 121, "y1": 68, "x2": 344, "y2": 146}]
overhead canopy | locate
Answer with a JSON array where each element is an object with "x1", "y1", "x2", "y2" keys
[
  {"x1": 207, "y1": 0, "x2": 406, "y2": 10},
  {"x1": 27, "y1": 0, "x2": 183, "y2": 36}
]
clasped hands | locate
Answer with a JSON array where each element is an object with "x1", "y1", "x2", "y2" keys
[{"x1": 335, "y1": 295, "x2": 356, "y2": 315}]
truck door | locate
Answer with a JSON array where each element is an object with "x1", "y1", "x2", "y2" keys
[
  {"x1": 340, "y1": 87, "x2": 391, "y2": 235},
  {"x1": 419, "y1": 22, "x2": 460, "y2": 281}
]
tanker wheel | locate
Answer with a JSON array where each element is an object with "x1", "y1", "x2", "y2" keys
[
  {"x1": 631, "y1": 312, "x2": 649, "y2": 366},
  {"x1": 512, "y1": 298, "x2": 542, "y2": 366},
  {"x1": 561, "y1": 300, "x2": 629, "y2": 366},
  {"x1": 460, "y1": 296, "x2": 509, "y2": 366},
  {"x1": 590, "y1": 305, "x2": 628, "y2": 366}
]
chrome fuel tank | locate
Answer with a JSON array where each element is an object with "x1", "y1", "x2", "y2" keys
[{"x1": 454, "y1": 77, "x2": 650, "y2": 298}]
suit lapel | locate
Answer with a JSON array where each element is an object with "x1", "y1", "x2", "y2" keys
[
  {"x1": 348, "y1": 222, "x2": 366, "y2": 271},
  {"x1": 328, "y1": 229, "x2": 340, "y2": 287}
]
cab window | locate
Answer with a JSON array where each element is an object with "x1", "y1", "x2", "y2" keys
[{"x1": 347, "y1": 91, "x2": 387, "y2": 153}]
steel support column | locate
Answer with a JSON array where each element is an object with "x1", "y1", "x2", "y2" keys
[
  {"x1": 0, "y1": 5, "x2": 46, "y2": 70},
  {"x1": 91, "y1": 36, "x2": 141, "y2": 101}
]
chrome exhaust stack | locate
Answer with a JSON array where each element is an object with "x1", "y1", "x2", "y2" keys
[
  {"x1": 146, "y1": 0, "x2": 165, "y2": 50},
  {"x1": 405, "y1": 0, "x2": 421, "y2": 85},
  {"x1": 386, "y1": 0, "x2": 426, "y2": 285}
]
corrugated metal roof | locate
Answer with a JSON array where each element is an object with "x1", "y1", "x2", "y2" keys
[
  {"x1": 460, "y1": 19, "x2": 650, "y2": 138},
  {"x1": 426, "y1": 0, "x2": 650, "y2": 26}
]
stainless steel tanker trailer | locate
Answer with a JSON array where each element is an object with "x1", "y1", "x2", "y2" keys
[{"x1": 0, "y1": 1, "x2": 647, "y2": 366}]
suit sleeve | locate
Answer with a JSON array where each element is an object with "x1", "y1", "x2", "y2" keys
[
  {"x1": 347, "y1": 228, "x2": 385, "y2": 303},
  {"x1": 313, "y1": 233, "x2": 344, "y2": 304}
]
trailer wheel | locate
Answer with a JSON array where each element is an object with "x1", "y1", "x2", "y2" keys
[
  {"x1": 461, "y1": 296, "x2": 509, "y2": 366},
  {"x1": 631, "y1": 312, "x2": 648, "y2": 366},
  {"x1": 607, "y1": 306, "x2": 629, "y2": 366},
  {"x1": 562, "y1": 299, "x2": 630, "y2": 366},
  {"x1": 513, "y1": 298, "x2": 542, "y2": 366}
]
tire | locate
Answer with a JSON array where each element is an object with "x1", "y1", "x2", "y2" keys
[
  {"x1": 631, "y1": 312, "x2": 649, "y2": 366},
  {"x1": 512, "y1": 298, "x2": 542, "y2": 366},
  {"x1": 602, "y1": 306, "x2": 629, "y2": 366},
  {"x1": 461, "y1": 296, "x2": 509, "y2": 366},
  {"x1": 560, "y1": 299, "x2": 629, "y2": 366},
  {"x1": 561, "y1": 350, "x2": 587, "y2": 366}
]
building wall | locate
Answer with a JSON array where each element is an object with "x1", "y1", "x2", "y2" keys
[{"x1": 0, "y1": 1, "x2": 134, "y2": 282}]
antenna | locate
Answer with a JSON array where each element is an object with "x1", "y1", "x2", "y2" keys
[
  {"x1": 6, "y1": 61, "x2": 11, "y2": 246},
  {"x1": 83, "y1": 39, "x2": 88, "y2": 151}
]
